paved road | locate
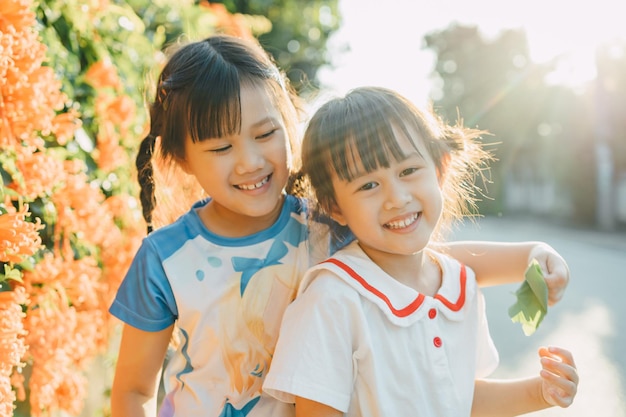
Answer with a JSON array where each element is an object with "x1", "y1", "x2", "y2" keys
[{"x1": 451, "y1": 215, "x2": 626, "y2": 417}]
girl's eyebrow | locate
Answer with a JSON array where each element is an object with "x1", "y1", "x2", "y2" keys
[
  {"x1": 402, "y1": 147, "x2": 428, "y2": 160},
  {"x1": 391, "y1": 149, "x2": 423, "y2": 163},
  {"x1": 203, "y1": 116, "x2": 279, "y2": 140}
]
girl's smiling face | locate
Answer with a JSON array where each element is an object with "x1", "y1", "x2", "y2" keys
[
  {"x1": 330, "y1": 125, "x2": 443, "y2": 267},
  {"x1": 180, "y1": 82, "x2": 291, "y2": 237}
]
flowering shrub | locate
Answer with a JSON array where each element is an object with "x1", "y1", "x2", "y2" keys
[{"x1": 0, "y1": 0, "x2": 262, "y2": 415}]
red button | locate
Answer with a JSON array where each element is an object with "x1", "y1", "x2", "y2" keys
[
  {"x1": 433, "y1": 337, "x2": 442, "y2": 348},
  {"x1": 428, "y1": 308, "x2": 437, "y2": 319}
]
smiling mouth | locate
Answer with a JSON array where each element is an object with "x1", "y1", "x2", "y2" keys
[
  {"x1": 384, "y1": 213, "x2": 419, "y2": 229},
  {"x1": 235, "y1": 175, "x2": 271, "y2": 191}
]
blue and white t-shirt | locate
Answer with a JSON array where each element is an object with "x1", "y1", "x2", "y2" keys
[{"x1": 109, "y1": 195, "x2": 332, "y2": 417}]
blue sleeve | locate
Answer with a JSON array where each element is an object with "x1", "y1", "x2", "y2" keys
[{"x1": 109, "y1": 238, "x2": 178, "y2": 331}]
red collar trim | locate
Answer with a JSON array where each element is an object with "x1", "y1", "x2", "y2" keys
[
  {"x1": 435, "y1": 263, "x2": 466, "y2": 311},
  {"x1": 322, "y1": 258, "x2": 467, "y2": 316},
  {"x1": 322, "y1": 258, "x2": 426, "y2": 317}
]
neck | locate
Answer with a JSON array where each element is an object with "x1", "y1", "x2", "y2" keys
[
  {"x1": 199, "y1": 195, "x2": 285, "y2": 237},
  {"x1": 364, "y1": 247, "x2": 442, "y2": 296}
]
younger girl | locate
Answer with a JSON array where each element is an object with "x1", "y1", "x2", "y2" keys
[
  {"x1": 109, "y1": 36, "x2": 572, "y2": 417},
  {"x1": 263, "y1": 86, "x2": 578, "y2": 416}
]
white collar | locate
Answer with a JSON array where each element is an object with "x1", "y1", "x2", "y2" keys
[{"x1": 303, "y1": 241, "x2": 476, "y2": 326}]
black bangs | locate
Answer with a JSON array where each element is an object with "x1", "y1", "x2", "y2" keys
[
  {"x1": 186, "y1": 61, "x2": 242, "y2": 143},
  {"x1": 326, "y1": 95, "x2": 419, "y2": 182}
]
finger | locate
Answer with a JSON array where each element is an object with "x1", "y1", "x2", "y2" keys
[
  {"x1": 540, "y1": 346, "x2": 577, "y2": 368},
  {"x1": 540, "y1": 369, "x2": 578, "y2": 407},
  {"x1": 543, "y1": 263, "x2": 569, "y2": 306},
  {"x1": 541, "y1": 357, "x2": 579, "y2": 385},
  {"x1": 545, "y1": 276, "x2": 566, "y2": 306}
]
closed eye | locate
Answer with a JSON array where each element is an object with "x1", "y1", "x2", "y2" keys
[
  {"x1": 257, "y1": 128, "x2": 278, "y2": 140},
  {"x1": 210, "y1": 144, "x2": 232, "y2": 154}
]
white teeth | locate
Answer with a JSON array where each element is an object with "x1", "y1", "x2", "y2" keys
[
  {"x1": 238, "y1": 176, "x2": 269, "y2": 190},
  {"x1": 385, "y1": 213, "x2": 418, "y2": 229}
]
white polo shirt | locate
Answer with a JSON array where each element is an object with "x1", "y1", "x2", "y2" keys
[{"x1": 264, "y1": 242, "x2": 499, "y2": 417}]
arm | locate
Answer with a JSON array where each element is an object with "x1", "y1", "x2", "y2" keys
[
  {"x1": 111, "y1": 323, "x2": 174, "y2": 417},
  {"x1": 471, "y1": 346, "x2": 578, "y2": 417},
  {"x1": 442, "y1": 241, "x2": 569, "y2": 305},
  {"x1": 296, "y1": 396, "x2": 343, "y2": 417}
]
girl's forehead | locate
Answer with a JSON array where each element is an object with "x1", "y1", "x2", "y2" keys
[
  {"x1": 389, "y1": 123, "x2": 429, "y2": 155},
  {"x1": 339, "y1": 124, "x2": 430, "y2": 174},
  {"x1": 240, "y1": 83, "x2": 284, "y2": 122}
]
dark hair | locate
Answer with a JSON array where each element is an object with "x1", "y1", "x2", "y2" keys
[
  {"x1": 136, "y1": 35, "x2": 302, "y2": 233},
  {"x1": 302, "y1": 86, "x2": 491, "y2": 237}
]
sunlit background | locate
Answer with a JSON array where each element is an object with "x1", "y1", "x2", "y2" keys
[
  {"x1": 321, "y1": 0, "x2": 626, "y2": 103},
  {"x1": 316, "y1": 0, "x2": 626, "y2": 234}
]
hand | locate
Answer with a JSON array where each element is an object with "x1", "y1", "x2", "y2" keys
[
  {"x1": 538, "y1": 346, "x2": 578, "y2": 408},
  {"x1": 528, "y1": 243, "x2": 570, "y2": 306}
]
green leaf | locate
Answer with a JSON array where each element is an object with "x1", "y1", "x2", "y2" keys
[
  {"x1": 508, "y1": 259, "x2": 549, "y2": 336},
  {"x1": 2, "y1": 264, "x2": 23, "y2": 284}
]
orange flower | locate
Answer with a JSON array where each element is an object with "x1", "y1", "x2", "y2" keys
[
  {"x1": 24, "y1": 253, "x2": 103, "y2": 311},
  {"x1": 50, "y1": 161, "x2": 116, "y2": 251},
  {"x1": 0, "y1": 203, "x2": 43, "y2": 263},
  {"x1": 84, "y1": 0, "x2": 111, "y2": 16},
  {"x1": 51, "y1": 109, "x2": 81, "y2": 146},
  {"x1": 20, "y1": 254, "x2": 107, "y2": 416},
  {"x1": 95, "y1": 119, "x2": 129, "y2": 172},
  {"x1": 27, "y1": 350, "x2": 87, "y2": 417},
  {"x1": 0, "y1": 286, "x2": 28, "y2": 417},
  {"x1": 0, "y1": 375, "x2": 17, "y2": 417},
  {"x1": 99, "y1": 195, "x2": 144, "y2": 304},
  {"x1": 0, "y1": 0, "x2": 37, "y2": 33},
  {"x1": 84, "y1": 60, "x2": 121, "y2": 90},
  {"x1": 8, "y1": 150, "x2": 66, "y2": 200},
  {"x1": 200, "y1": 2, "x2": 255, "y2": 39},
  {"x1": 94, "y1": 93, "x2": 136, "y2": 132},
  {"x1": 0, "y1": 21, "x2": 66, "y2": 150}
]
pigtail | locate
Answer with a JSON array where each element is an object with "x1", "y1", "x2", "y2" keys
[
  {"x1": 435, "y1": 120, "x2": 493, "y2": 237},
  {"x1": 136, "y1": 66, "x2": 171, "y2": 235},
  {"x1": 285, "y1": 169, "x2": 311, "y2": 199},
  {"x1": 136, "y1": 132, "x2": 157, "y2": 234}
]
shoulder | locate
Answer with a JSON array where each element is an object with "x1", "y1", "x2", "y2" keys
[
  {"x1": 286, "y1": 267, "x2": 364, "y2": 325},
  {"x1": 147, "y1": 200, "x2": 206, "y2": 245},
  {"x1": 124, "y1": 204, "x2": 205, "y2": 273},
  {"x1": 299, "y1": 269, "x2": 362, "y2": 307},
  {"x1": 279, "y1": 269, "x2": 363, "y2": 348}
]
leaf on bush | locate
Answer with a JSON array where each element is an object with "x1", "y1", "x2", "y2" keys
[{"x1": 508, "y1": 259, "x2": 548, "y2": 336}]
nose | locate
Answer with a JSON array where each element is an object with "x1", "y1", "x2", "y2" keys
[
  {"x1": 234, "y1": 142, "x2": 264, "y2": 174},
  {"x1": 383, "y1": 180, "x2": 411, "y2": 211}
]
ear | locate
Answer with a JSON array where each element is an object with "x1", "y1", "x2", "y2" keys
[{"x1": 329, "y1": 202, "x2": 348, "y2": 226}]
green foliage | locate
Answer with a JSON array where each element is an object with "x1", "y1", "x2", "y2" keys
[
  {"x1": 508, "y1": 259, "x2": 548, "y2": 336},
  {"x1": 217, "y1": 0, "x2": 341, "y2": 92},
  {"x1": 425, "y1": 26, "x2": 536, "y2": 212},
  {"x1": 424, "y1": 24, "x2": 626, "y2": 224}
]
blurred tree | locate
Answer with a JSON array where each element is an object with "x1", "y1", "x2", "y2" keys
[
  {"x1": 423, "y1": 24, "x2": 603, "y2": 223},
  {"x1": 593, "y1": 40, "x2": 626, "y2": 228},
  {"x1": 596, "y1": 41, "x2": 626, "y2": 172},
  {"x1": 210, "y1": 0, "x2": 341, "y2": 93}
]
